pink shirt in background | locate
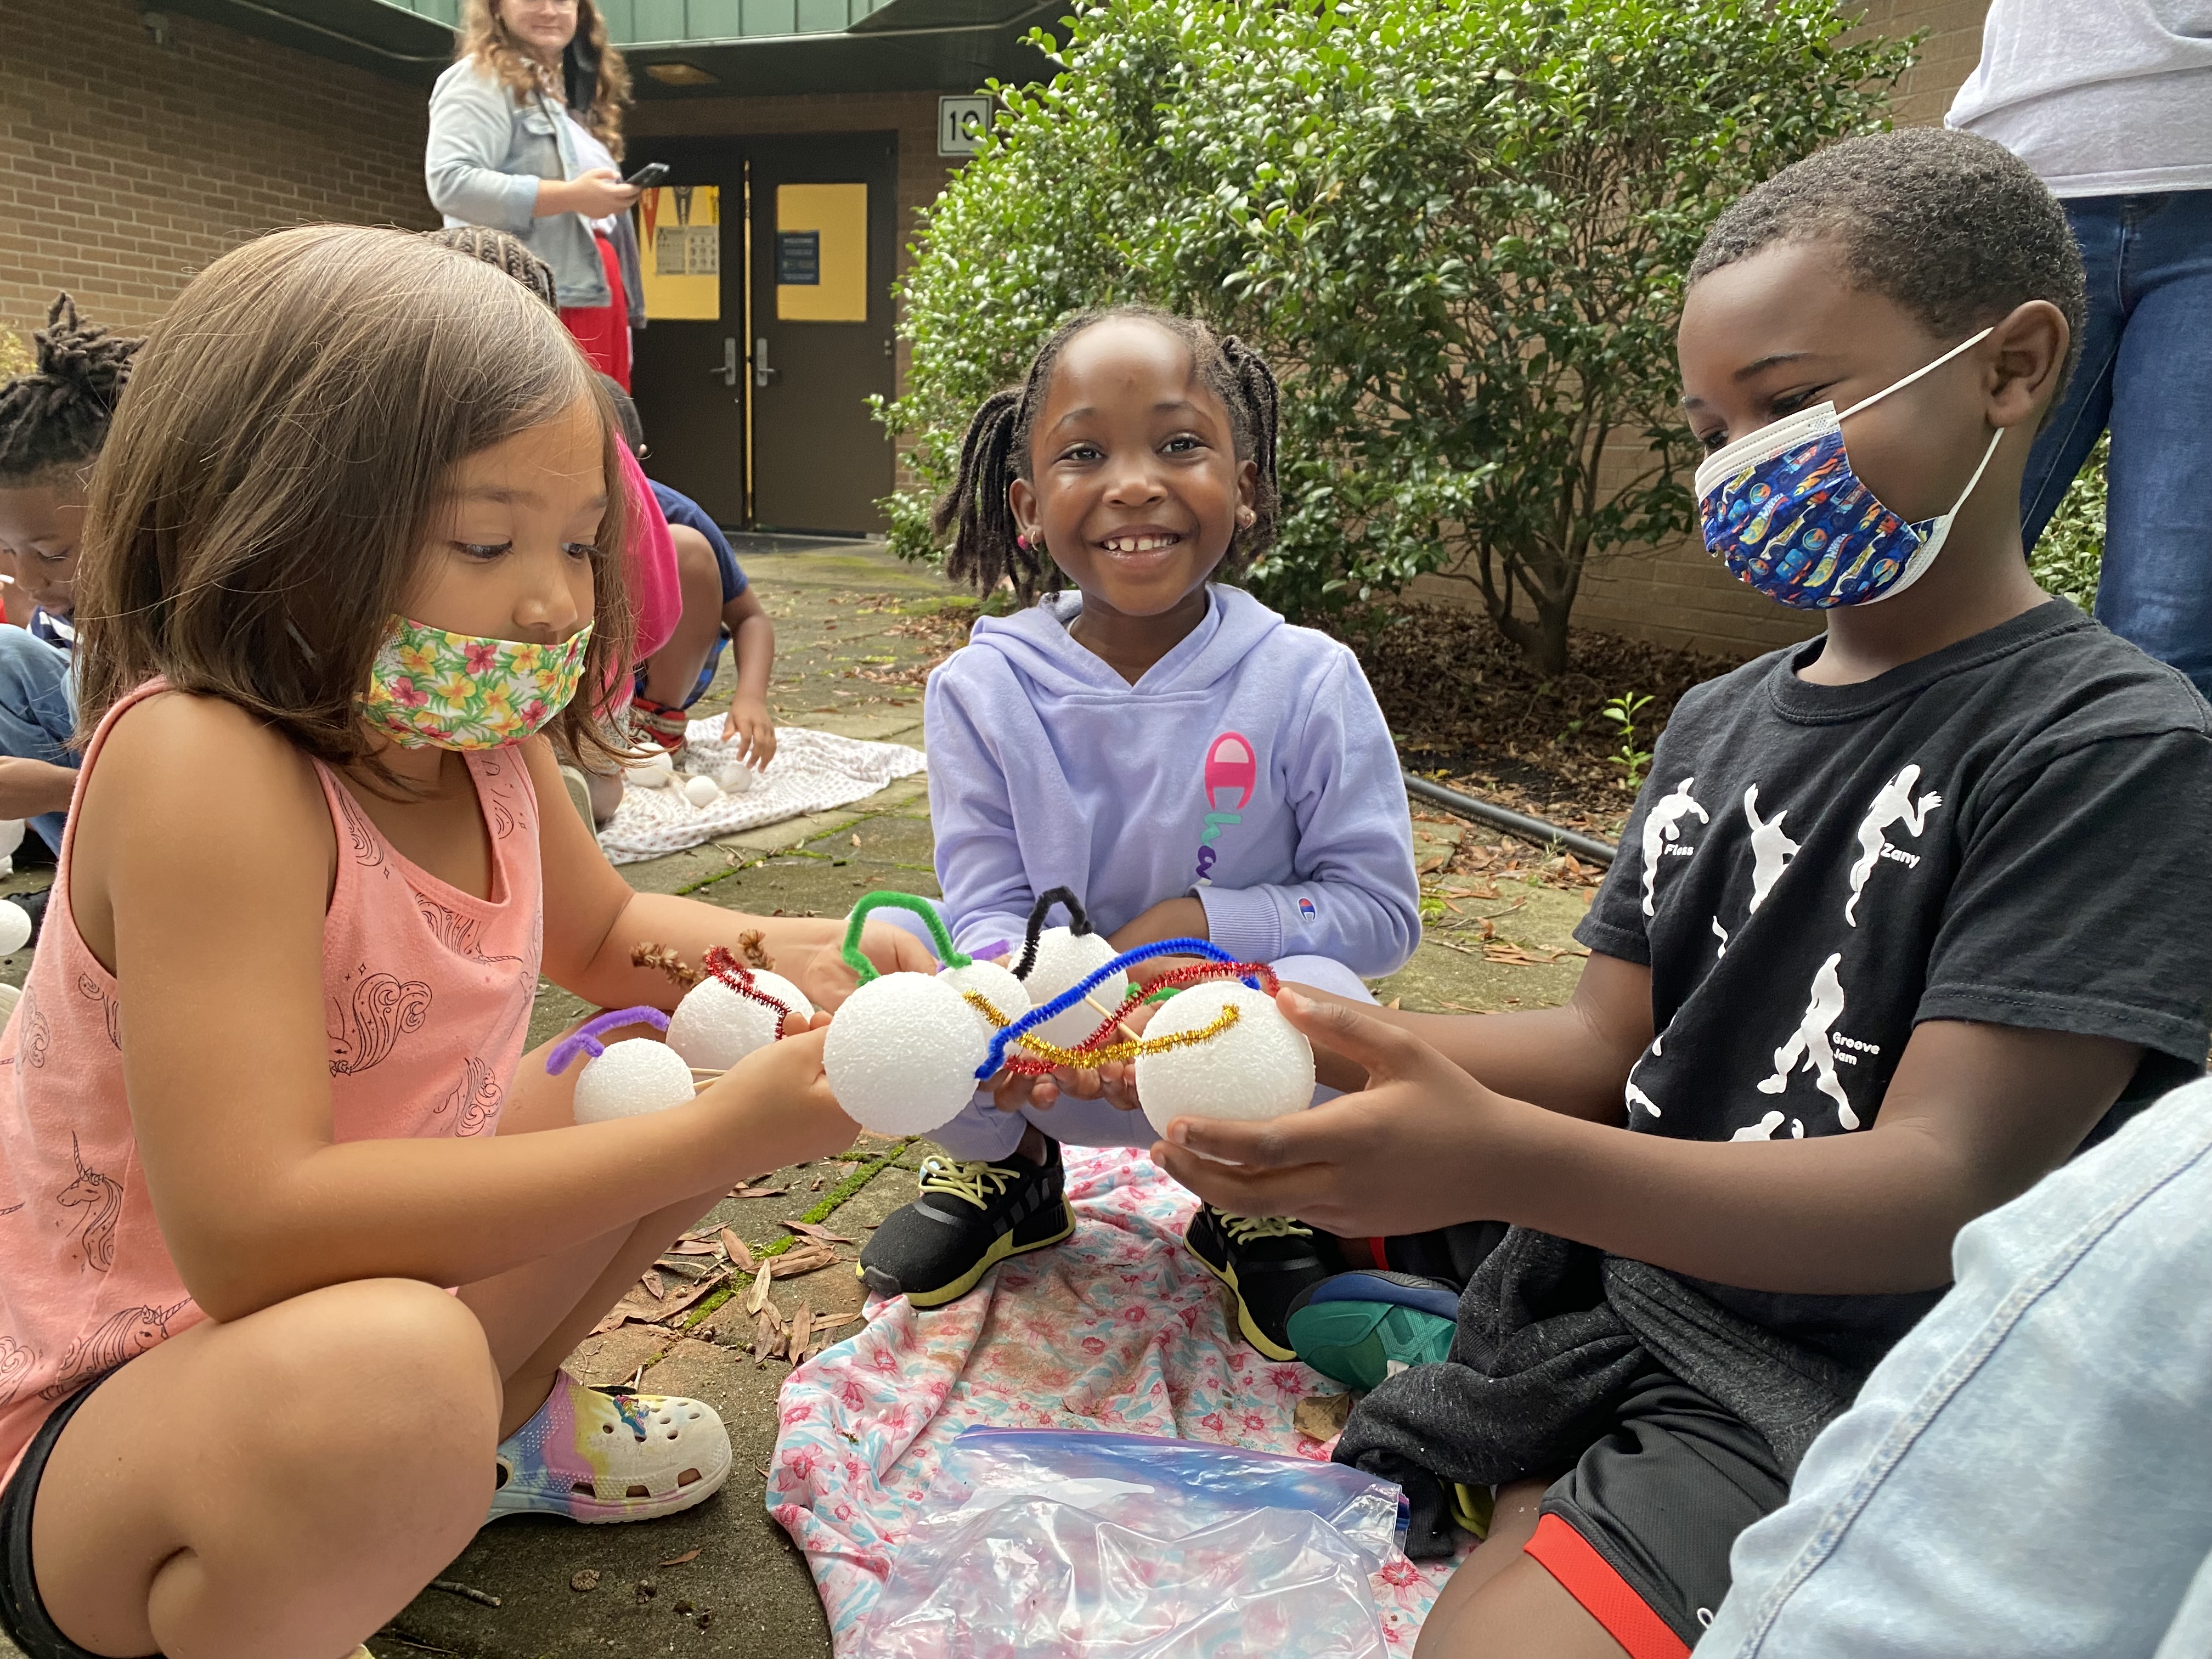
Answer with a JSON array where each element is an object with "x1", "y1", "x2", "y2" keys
[
  {"x1": 0, "y1": 681, "x2": 547, "y2": 1483},
  {"x1": 621, "y1": 443, "x2": 680, "y2": 663}
]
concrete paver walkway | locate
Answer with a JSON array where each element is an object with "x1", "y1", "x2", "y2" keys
[{"x1": 0, "y1": 543, "x2": 1594, "y2": 1659}]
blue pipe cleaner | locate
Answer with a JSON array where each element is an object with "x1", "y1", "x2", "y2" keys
[
  {"x1": 977, "y1": 937, "x2": 1257, "y2": 1079},
  {"x1": 547, "y1": 1006, "x2": 671, "y2": 1075}
]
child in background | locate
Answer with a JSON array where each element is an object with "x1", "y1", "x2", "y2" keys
[
  {"x1": 859, "y1": 308, "x2": 1420, "y2": 1359},
  {"x1": 1149, "y1": 129, "x2": 2212, "y2": 1658},
  {"x1": 0, "y1": 225, "x2": 927, "y2": 1659},
  {"x1": 601, "y1": 379, "x2": 779, "y2": 770},
  {"x1": 424, "y1": 226, "x2": 693, "y2": 821},
  {"x1": 0, "y1": 297, "x2": 137, "y2": 857}
]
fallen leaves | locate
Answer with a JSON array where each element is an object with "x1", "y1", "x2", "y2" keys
[
  {"x1": 746, "y1": 1260, "x2": 774, "y2": 1316},
  {"x1": 658, "y1": 1548, "x2": 701, "y2": 1568},
  {"x1": 720, "y1": 1227, "x2": 754, "y2": 1271},
  {"x1": 1295, "y1": 1392, "x2": 1356, "y2": 1443},
  {"x1": 731, "y1": 1183, "x2": 788, "y2": 1200},
  {"x1": 782, "y1": 1219, "x2": 856, "y2": 1246}
]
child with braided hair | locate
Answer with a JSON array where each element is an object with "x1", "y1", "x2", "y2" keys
[
  {"x1": 858, "y1": 308, "x2": 1420, "y2": 1358},
  {"x1": 0, "y1": 296, "x2": 138, "y2": 857}
]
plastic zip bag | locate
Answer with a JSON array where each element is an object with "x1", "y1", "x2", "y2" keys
[{"x1": 860, "y1": 1428, "x2": 1405, "y2": 1658}]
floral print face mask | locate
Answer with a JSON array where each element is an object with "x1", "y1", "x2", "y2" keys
[{"x1": 357, "y1": 614, "x2": 592, "y2": 750}]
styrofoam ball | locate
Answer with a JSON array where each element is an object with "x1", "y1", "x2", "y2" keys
[
  {"x1": 1136, "y1": 982, "x2": 1314, "y2": 1137},
  {"x1": 1022, "y1": 928, "x2": 1127, "y2": 1048},
  {"x1": 0, "y1": 820, "x2": 22, "y2": 859},
  {"x1": 625, "y1": 751, "x2": 676, "y2": 788},
  {"x1": 573, "y1": 1037, "x2": 697, "y2": 1124},
  {"x1": 825, "y1": 972, "x2": 989, "y2": 1136},
  {"x1": 682, "y1": 774, "x2": 721, "y2": 808},
  {"x1": 715, "y1": 761, "x2": 759, "y2": 795},
  {"x1": 666, "y1": 970, "x2": 815, "y2": 1071},
  {"x1": 938, "y1": 958, "x2": 1031, "y2": 1046},
  {"x1": 0, "y1": 901, "x2": 29, "y2": 957}
]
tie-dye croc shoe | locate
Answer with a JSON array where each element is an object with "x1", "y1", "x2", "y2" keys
[{"x1": 486, "y1": 1370, "x2": 732, "y2": 1525}]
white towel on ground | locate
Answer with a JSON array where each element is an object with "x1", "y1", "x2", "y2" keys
[{"x1": 597, "y1": 718, "x2": 927, "y2": 866}]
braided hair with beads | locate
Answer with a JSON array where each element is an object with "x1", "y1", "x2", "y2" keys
[
  {"x1": 931, "y1": 307, "x2": 1282, "y2": 602},
  {"x1": 0, "y1": 294, "x2": 143, "y2": 485}
]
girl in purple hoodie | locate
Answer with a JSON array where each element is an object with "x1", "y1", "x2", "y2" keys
[{"x1": 858, "y1": 309, "x2": 1420, "y2": 1358}]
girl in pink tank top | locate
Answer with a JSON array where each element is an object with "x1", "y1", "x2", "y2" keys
[{"x1": 0, "y1": 227, "x2": 930, "y2": 1659}]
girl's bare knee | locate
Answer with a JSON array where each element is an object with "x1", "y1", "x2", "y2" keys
[{"x1": 245, "y1": 1280, "x2": 499, "y2": 1479}]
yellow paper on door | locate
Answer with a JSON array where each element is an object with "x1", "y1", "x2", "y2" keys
[
  {"x1": 639, "y1": 186, "x2": 720, "y2": 321},
  {"x1": 775, "y1": 183, "x2": 867, "y2": 323}
]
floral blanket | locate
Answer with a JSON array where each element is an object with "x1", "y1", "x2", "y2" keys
[{"x1": 768, "y1": 1146, "x2": 1470, "y2": 1652}]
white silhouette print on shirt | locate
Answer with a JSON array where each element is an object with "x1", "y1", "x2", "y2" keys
[
  {"x1": 1730, "y1": 1109, "x2": 1807, "y2": 1141},
  {"x1": 1743, "y1": 785, "x2": 1800, "y2": 911},
  {"x1": 1711, "y1": 785, "x2": 1799, "y2": 957},
  {"x1": 1626, "y1": 1079, "x2": 1661, "y2": 1120},
  {"x1": 1641, "y1": 777, "x2": 1709, "y2": 917},
  {"x1": 1844, "y1": 764, "x2": 1943, "y2": 926},
  {"x1": 1757, "y1": 952, "x2": 1860, "y2": 1129}
]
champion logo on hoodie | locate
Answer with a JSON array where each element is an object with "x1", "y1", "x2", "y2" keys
[{"x1": 1194, "y1": 731, "x2": 1255, "y2": 885}]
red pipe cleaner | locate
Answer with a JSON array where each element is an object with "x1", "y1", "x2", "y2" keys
[{"x1": 702, "y1": 945, "x2": 799, "y2": 1041}]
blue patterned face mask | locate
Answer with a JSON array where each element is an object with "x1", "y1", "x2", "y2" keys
[{"x1": 1695, "y1": 328, "x2": 2001, "y2": 610}]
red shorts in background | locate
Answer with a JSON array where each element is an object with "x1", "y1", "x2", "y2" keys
[{"x1": 559, "y1": 232, "x2": 631, "y2": 391}]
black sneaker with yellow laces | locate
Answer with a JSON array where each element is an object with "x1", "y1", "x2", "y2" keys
[
  {"x1": 1185, "y1": 1205, "x2": 1334, "y2": 1361},
  {"x1": 859, "y1": 1141, "x2": 1074, "y2": 1308}
]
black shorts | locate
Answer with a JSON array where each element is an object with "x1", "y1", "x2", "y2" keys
[
  {"x1": 1525, "y1": 1363, "x2": 1788, "y2": 1657},
  {"x1": 0, "y1": 1373, "x2": 131, "y2": 1659}
]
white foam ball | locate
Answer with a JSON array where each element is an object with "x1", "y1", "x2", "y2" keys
[
  {"x1": 573, "y1": 1037, "x2": 697, "y2": 1124},
  {"x1": 825, "y1": 972, "x2": 989, "y2": 1136},
  {"x1": 1136, "y1": 981, "x2": 1314, "y2": 1137},
  {"x1": 666, "y1": 970, "x2": 815, "y2": 1071},
  {"x1": 1022, "y1": 928, "x2": 1127, "y2": 1048},
  {"x1": 626, "y1": 751, "x2": 676, "y2": 788},
  {"x1": 715, "y1": 761, "x2": 758, "y2": 795},
  {"x1": 683, "y1": 774, "x2": 721, "y2": 808},
  {"x1": 938, "y1": 958, "x2": 1031, "y2": 1046},
  {"x1": 0, "y1": 901, "x2": 28, "y2": 957}
]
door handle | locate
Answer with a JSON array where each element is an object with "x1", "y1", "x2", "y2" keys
[
  {"x1": 754, "y1": 337, "x2": 781, "y2": 389},
  {"x1": 710, "y1": 337, "x2": 739, "y2": 387}
]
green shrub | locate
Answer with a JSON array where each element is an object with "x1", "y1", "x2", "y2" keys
[
  {"x1": 2030, "y1": 435, "x2": 2106, "y2": 613},
  {"x1": 879, "y1": 0, "x2": 1912, "y2": 669}
]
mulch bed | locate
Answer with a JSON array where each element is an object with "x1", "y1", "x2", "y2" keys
[{"x1": 1346, "y1": 599, "x2": 1747, "y2": 845}]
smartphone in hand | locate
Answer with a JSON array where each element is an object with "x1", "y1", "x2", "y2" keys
[{"x1": 624, "y1": 161, "x2": 670, "y2": 190}]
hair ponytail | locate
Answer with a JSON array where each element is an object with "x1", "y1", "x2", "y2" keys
[{"x1": 0, "y1": 294, "x2": 142, "y2": 484}]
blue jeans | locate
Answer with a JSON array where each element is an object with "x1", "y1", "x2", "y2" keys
[
  {"x1": 0, "y1": 626, "x2": 76, "y2": 854},
  {"x1": 930, "y1": 954, "x2": 1375, "y2": 1161},
  {"x1": 1696, "y1": 1075, "x2": 2212, "y2": 1658},
  {"x1": 2022, "y1": 190, "x2": 2212, "y2": 698}
]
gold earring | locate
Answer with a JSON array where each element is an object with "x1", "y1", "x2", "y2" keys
[{"x1": 1237, "y1": 507, "x2": 1256, "y2": 528}]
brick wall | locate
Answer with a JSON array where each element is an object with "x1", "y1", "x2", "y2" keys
[
  {"x1": 1420, "y1": 0, "x2": 1996, "y2": 662},
  {"x1": 0, "y1": 0, "x2": 438, "y2": 342},
  {"x1": 628, "y1": 92, "x2": 958, "y2": 489}
]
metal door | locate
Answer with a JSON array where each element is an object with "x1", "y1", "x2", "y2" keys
[
  {"x1": 746, "y1": 132, "x2": 898, "y2": 535},
  {"x1": 628, "y1": 153, "x2": 748, "y2": 524}
]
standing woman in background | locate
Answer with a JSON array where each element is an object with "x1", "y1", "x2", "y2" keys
[
  {"x1": 1949, "y1": 0, "x2": 2212, "y2": 698},
  {"x1": 426, "y1": 0, "x2": 647, "y2": 388}
]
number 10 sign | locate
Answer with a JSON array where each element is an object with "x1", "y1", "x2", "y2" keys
[{"x1": 938, "y1": 95, "x2": 994, "y2": 157}]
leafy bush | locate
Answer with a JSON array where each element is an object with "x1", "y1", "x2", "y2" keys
[
  {"x1": 2030, "y1": 435, "x2": 2106, "y2": 613},
  {"x1": 880, "y1": 0, "x2": 1912, "y2": 669},
  {"x1": 0, "y1": 328, "x2": 32, "y2": 385}
]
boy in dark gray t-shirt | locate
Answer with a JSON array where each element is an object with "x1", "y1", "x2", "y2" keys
[{"x1": 1148, "y1": 129, "x2": 2212, "y2": 1658}]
